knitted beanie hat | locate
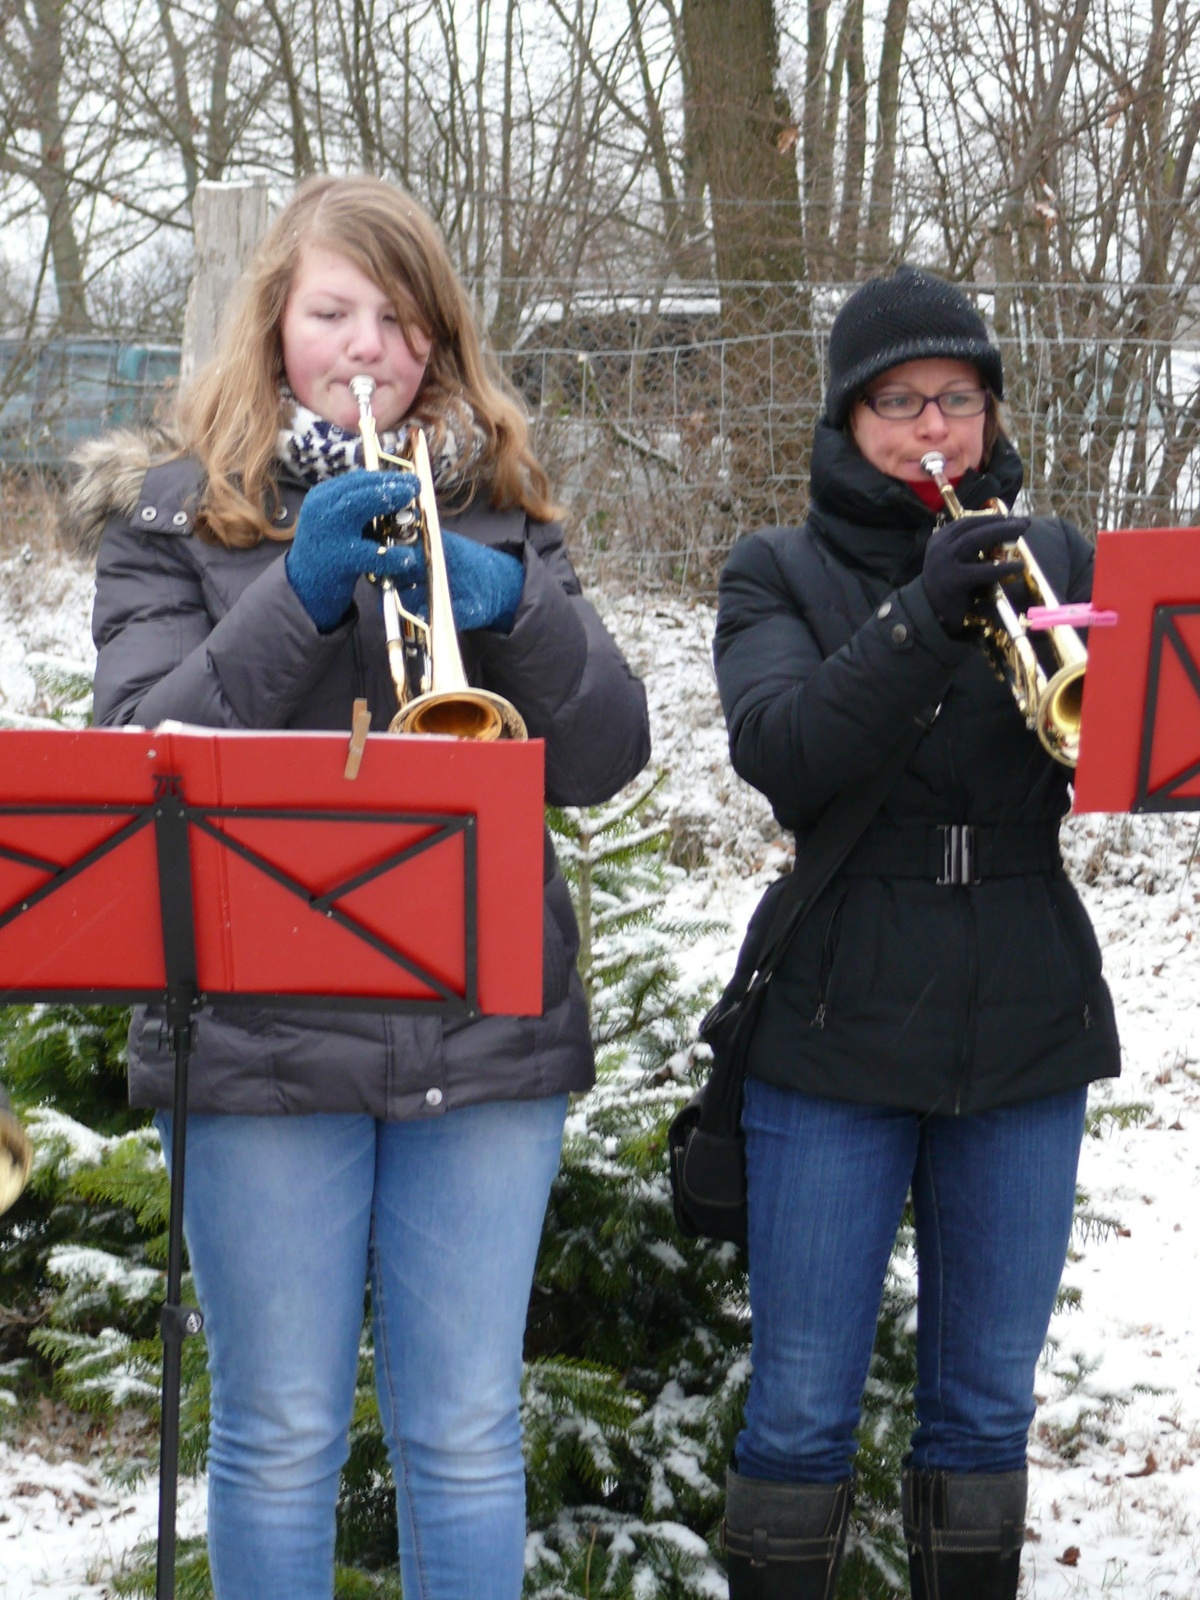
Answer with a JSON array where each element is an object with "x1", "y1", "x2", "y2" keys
[{"x1": 823, "y1": 265, "x2": 1003, "y2": 428}]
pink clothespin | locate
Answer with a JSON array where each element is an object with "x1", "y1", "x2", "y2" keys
[{"x1": 1026, "y1": 604, "x2": 1119, "y2": 631}]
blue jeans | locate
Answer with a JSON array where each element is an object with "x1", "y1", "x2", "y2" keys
[
  {"x1": 158, "y1": 1096, "x2": 567, "y2": 1600},
  {"x1": 737, "y1": 1078, "x2": 1087, "y2": 1483}
]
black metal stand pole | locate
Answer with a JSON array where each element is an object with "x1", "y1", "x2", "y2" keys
[{"x1": 152, "y1": 778, "x2": 204, "y2": 1600}]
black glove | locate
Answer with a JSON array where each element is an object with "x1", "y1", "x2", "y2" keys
[{"x1": 921, "y1": 514, "x2": 1028, "y2": 636}]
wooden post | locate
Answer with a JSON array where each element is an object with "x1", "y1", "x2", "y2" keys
[{"x1": 180, "y1": 179, "x2": 271, "y2": 383}]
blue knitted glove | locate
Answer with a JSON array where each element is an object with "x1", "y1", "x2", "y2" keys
[
  {"x1": 285, "y1": 472, "x2": 425, "y2": 631},
  {"x1": 441, "y1": 532, "x2": 525, "y2": 632}
]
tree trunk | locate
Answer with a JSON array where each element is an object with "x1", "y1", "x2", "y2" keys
[
  {"x1": 863, "y1": 0, "x2": 909, "y2": 268},
  {"x1": 680, "y1": 0, "x2": 810, "y2": 529},
  {"x1": 28, "y1": 0, "x2": 91, "y2": 330}
]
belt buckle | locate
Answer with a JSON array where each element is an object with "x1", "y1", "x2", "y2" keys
[{"x1": 938, "y1": 824, "x2": 978, "y2": 886}]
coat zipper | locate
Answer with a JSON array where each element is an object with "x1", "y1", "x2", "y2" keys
[{"x1": 810, "y1": 895, "x2": 846, "y2": 1029}]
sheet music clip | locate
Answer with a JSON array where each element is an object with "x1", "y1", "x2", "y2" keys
[
  {"x1": 1026, "y1": 603, "x2": 1118, "y2": 630},
  {"x1": 344, "y1": 699, "x2": 371, "y2": 779}
]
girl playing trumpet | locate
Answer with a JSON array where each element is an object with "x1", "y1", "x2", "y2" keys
[{"x1": 78, "y1": 173, "x2": 649, "y2": 1600}]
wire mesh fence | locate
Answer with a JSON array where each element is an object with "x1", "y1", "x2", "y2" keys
[
  {"x1": 4, "y1": 279, "x2": 1199, "y2": 592},
  {"x1": 497, "y1": 279, "x2": 1200, "y2": 592}
]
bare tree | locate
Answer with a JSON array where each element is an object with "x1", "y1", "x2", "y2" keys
[
  {"x1": 907, "y1": 0, "x2": 1200, "y2": 534},
  {"x1": 2, "y1": 0, "x2": 1197, "y2": 570},
  {"x1": 0, "y1": 0, "x2": 94, "y2": 329}
]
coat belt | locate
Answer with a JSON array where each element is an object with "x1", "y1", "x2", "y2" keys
[{"x1": 839, "y1": 822, "x2": 1062, "y2": 885}]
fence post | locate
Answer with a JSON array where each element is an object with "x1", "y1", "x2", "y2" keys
[{"x1": 180, "y1": 179, "x2": 271, "y2": 383}]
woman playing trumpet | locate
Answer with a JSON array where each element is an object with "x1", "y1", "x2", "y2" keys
[
  {"x1": 77, "y1": 173, "x2": 649, "y2": 1600},
  {"x1": 712, "y1": 265, "x2": 1119, "y2": 1599}
]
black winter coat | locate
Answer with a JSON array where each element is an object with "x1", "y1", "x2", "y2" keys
[
  {"x1": 88, "y1": 444, "x2": 650, "y2": 1118},
  {"x1": 714, "y1": 423, "x2": 1119, "y2": 1114}
]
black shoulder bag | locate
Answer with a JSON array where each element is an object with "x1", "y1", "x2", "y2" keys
[{"x1": 667, "y1": 714, "x2": 931, "y2": 1249}]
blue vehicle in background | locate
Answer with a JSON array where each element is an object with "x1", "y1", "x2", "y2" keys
[{"x1": 0, "y1": 337, "x2": 181, "y2": 471}]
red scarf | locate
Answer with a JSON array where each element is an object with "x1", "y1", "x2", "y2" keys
[{"x1": 907, "y1": 475, "x2": 957, "y2": 513}]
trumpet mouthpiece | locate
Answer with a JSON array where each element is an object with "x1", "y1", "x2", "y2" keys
[
  {"x1": 349, "y1": 375, "x2": 376, "y2": 413},
  {"x1": 920, "y1": 452, "x2": 947, "y2": 478}
]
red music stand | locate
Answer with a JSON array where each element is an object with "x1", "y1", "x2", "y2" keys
[
  {"x1": 1073, "y1": 527, "x2": 1200, "y2": 813},
  {"x1": 0, "y1": 725, "x2": 544, "y2": 1598}
]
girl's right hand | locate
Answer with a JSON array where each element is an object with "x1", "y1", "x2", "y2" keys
[{"x1": 285, "y1": 471, "x2": 425, "y2": 630}]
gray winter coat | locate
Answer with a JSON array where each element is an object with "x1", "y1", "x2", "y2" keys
[{"x1": 83, "y1": 439, "x2": 650, "y2": 1118}]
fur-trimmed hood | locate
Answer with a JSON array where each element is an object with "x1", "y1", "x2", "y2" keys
[{"x1": 64, "y1": 427, "x2": 181, "y2": 557}]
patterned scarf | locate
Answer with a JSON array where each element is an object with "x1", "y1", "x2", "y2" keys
[{"x1": 277, "y1": 389, "x2": 489, "y2": 499}]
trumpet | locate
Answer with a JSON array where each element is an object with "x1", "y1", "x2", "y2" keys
[
  {"x1": 0, "y1": 1087, "x2": 32, "y2": 1217},
  {"x1": 349, "y1": 375, "x2": 526, "y2": 740},
  {"x1": 921, "y1": 452, "x2": 1086, "y2": 768}
]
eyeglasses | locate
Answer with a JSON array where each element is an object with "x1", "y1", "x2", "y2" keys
[{"x1": 858, "y1": 388, "x2": 990, "y2": 421}]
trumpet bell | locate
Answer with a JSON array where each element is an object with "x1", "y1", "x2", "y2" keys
[
  {"x1": 390, "y1": 689, "x2": 528, "y2": 741},
  {"x1": 0, "y1": 1108, "x2": 33, "y2": 1216},
  {"x1": 1038, "y1": 660, "x2": 1085, "y2": 767},
  {"x1": 921, "y1": 453, "x2": 1088, "y2": 770}
]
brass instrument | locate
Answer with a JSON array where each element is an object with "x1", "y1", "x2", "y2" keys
[
  {"x1": 349, "y1": 375, "x2": 526, "y2": 740},
  {"x1": 921, "y1": 451, "x2": 1086, "y2": 768},
  {"x1": 0, "y1": 1090, "x2": 32, "y2": 1216}
]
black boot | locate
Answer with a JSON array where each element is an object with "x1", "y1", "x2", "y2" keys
[
  {"x1": 723, "y1": 1467, "x2": 852, "y2": 1600},
  {"x1": 902, "y1": 1466, "x2": 1026, "y2": 1600}
]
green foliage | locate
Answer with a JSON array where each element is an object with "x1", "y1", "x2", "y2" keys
[
  {"x1": 23, "y1": 653, "x2": 95, "y2": 727},
  {"x1": 0, "y1": 650, "x2": 94, "y2": 731},
  {"x1": 0, "y1": 1004, "x2": 148, "y2": 1377},
  {"x1": 108, "y1": 1539, "x2": 401, "y2": 1600},
  {"x1": 1, "y1": 1003, "x2": 135, "y2": 1133},
  {"x1": 110, "y1": 1537, "x2": 212, "y2": 1599},
  {"x1": 333, "y1": 1341, "x2": 398, "y2": 1573},
  {"x1": 522, "y1": 1063, "x2": 749, "y2": 1595},
  {"x1": 840, "y1": 1235, "x2": 915, "y2": 1599},
  {"x1": 547, "y1": 772, "x2": 721, "y2": 1070},
  {"x1": 1085, "y1": 1100, "x2": 1151, "y2": 1138}
]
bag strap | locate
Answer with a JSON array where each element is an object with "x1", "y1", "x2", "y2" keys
[
  {"x1": 692, "y1": 706, "x2": 936, "y2": 1137},
  {"x1": 748, "y1": 704, "x2": 937, "y2": 996}
]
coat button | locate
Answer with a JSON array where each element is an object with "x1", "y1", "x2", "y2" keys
[
  {"x1": 140, "y1": 506, "x2": 157, "y2": 521},
  {"x1": 171, "y1": 511, "x2": 189, "y2": 527},
  {"x1": 890, "y1": 623, "x2": 909, "y2": 645},
  {"x1": 276, "y1": 506, "x2": 289, "y2": 522},
  {"x1": 425, "y1": 1087, "x2": 443, "y2": 1107},
  {"x1": 877, "y1": 600, "x2": 892, "y2": 618}
]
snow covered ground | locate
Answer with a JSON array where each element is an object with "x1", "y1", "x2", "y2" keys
[{"x1": 2, "y1": 549, "x2": 1200, "y2": 1598}]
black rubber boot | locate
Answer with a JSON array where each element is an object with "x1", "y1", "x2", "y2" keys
[
  {"x1": 902, "y1": 1466, "x2": 1026, "y2": 1600},
  {"x1": 723, "y1": 1467, "x2": 852, "y2": 1600}
]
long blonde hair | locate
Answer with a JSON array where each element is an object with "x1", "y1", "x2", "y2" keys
[{"x1": 178, "y1": 174, "x2": 557, "y2": 547}]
